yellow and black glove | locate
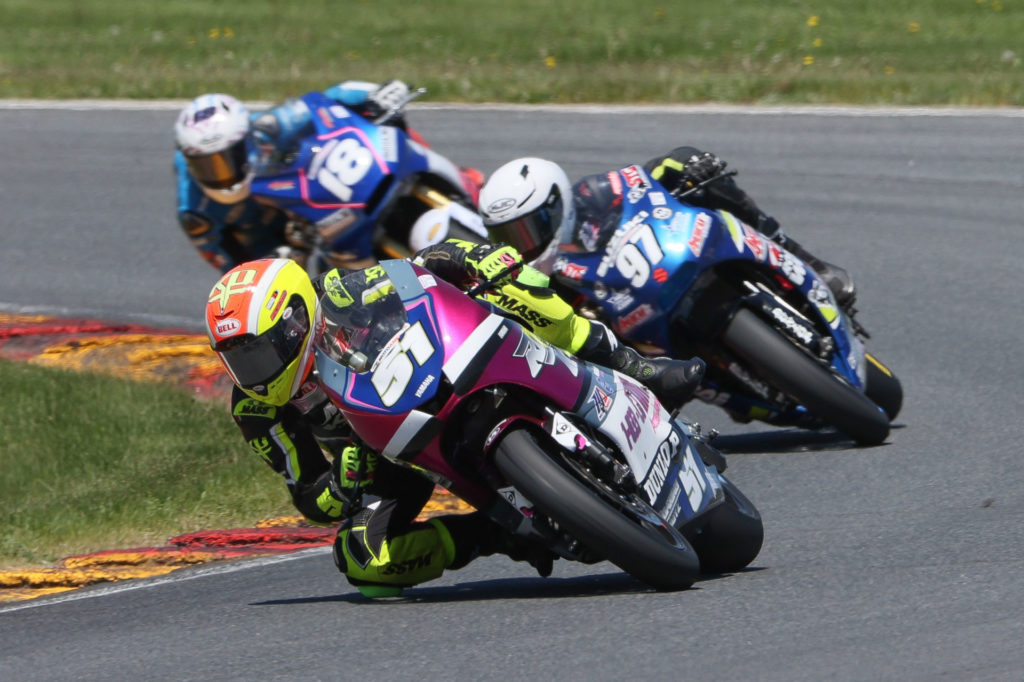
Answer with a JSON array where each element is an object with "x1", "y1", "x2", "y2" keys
[
  {"x1": 331, "y1": 444, "x2": 378, "y2": 495},
  {"x1": 464, "y1": 242, "x2": 523, "y2": 287}
]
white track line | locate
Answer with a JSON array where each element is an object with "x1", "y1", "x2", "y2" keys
[
  {"x1": 0, "y1": 99, "x2": 1022, "y2": 117},
  {"x1": 0, "y1": 547, "x2": 332, "y2": 614}
]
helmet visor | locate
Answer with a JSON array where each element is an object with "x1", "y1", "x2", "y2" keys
[
  {"x1": 186, "y1": 139, "x2": 250, "y2": 190},
  {"x1": 487, "y1": 191, "x2": 563, "y2": 262},
  {"x1": 315, "y1": 271, "x2": 408, "y2": 372},
  {"x1": 215, "y1": 297, "x2": 309, "y2": 388}
]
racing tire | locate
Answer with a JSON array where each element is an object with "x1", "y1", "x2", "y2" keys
[
  {"x1": 722, "y1": 307, "x2": 890, "y2": 445},
  {"x1": 494, "y1": 429, "x2": 701, "y2": 591},
  {"x1": 683, "y1": 476, "x2": 764, "y2": 574},
  {"x1": 864, "y1": 353, "x2": 903, "y2": 421}
]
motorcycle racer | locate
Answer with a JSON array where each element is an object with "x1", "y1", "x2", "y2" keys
[
  {"x1": 204, "y1": 248, "x2": 704, "y2": 597},
  {"x1": 477, "y1": 149, "x2": 856, "y2": 309},
  {"x1": 175, "y1": 80, "x2": 482, "y2": 273}
]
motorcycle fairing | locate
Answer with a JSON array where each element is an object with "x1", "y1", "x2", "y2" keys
[
  {"x1": 551, "y1": 166, "x2": 867, "y2": 388},
  {"x1": 250, "y1": 92, "x2": 444, "y2": 262}
]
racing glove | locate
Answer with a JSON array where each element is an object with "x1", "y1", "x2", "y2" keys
[
  {"x1": 363, "y1": 80, "x2": 411, "y2": 123},
  {"x1": 463, "y1": 242, "x2": 523, "y2": 286},
  {"x1": 330, "y1": 444, "x2": 379, "y2": 495},
  {"x1": 656, "y1": 151, "x2": 728, "y2": 195}
]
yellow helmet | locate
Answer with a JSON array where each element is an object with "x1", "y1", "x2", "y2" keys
[{"x1": 205, "y1": 258, "x2": 317, "y2": 406}]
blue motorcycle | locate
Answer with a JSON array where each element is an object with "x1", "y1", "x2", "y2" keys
[
  {"x1": 250, "y1": 90, "x2": 487, "y2": 274},
  {"x1": 547, "y1": 166, "x2": 902, "y2": 445}
]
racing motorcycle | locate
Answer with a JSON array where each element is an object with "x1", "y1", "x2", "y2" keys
[
  {"x1": 546, "y1": 166, "x2": 902, "y2": 446},
  {"x1": 312, "y1": 259, "x2": 763, "y2": 590},
  {"x1": 250, "y1": 89, "x2": 487, "y2": 275}
]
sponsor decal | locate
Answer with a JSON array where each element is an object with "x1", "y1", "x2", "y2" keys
[
  {"x1": 742, "y1": 223, "x2": 767, "y2": 261},
  {"x1": 771, "y1": 307, "x2": 814, "y2": 345},
  {"x1": 315, "y1": 107, "x2": 335, "y2": 130},
  {"x1": 267, "y1": 180, "x2": 296, "y2": 191},
  {"x1": 607, "y1": 289, "x2": 635, "y2": 312},
  {"x1": 590, "y1": 385, "x2": 613, "y2": 420},
  {"x1": 642, "y1": 428, "x2": 680, "y2": 501},
  {"x1": 807, "y1": 280, "x2": 839, "y2": 326},
  {"x1": 621, "y1": 165, "x2": 647, "y2": 188},
  {"x1": 486, "y1": 197, "x2": 516, "y2": 214},
  {"x1": 381, "y1": 552, "x2": 433, "y2": 575},
  {"x1": 378, "y1": 126, "x2": 398, "y2": 163},
  {"x1": 688, "y1": 213, "x2": 711, "y2": 256},
  {"x1": 618, "y1": 303, "x2": 655, "y2": 335},
  {"x1": 492, "y1": 293, "x2": 554, "y2": 328},
  {"x1": 559, "y1": 263, "x2": 588, "y2": 280},
  {"x1": 648, "y1": 191, "x2": 667, "y2": 206},
  {"x1": 498, "y1": 486, "x2": 535, "y2": 516},
  {"x1": 667, "y1": 211, "x2": 692, "y2": 233},
  {"x1": 512, "y1": 335, "x2": 578, "y2": 378},
  {"x1": 235, "y1": 401, "x2": 276, "y2": 418},
  {"x1": 621, "y1": 165, "x2": 651, "y2": 203},
  {"x1": 618, "y1": 377, "x2": 651, "y2": 448},
  {"x1": 607, "y1": 171, "x2": 623, "y2": 196},
  {"x1": 779, "y1": 250, "x2": 807, "y2": 286},
  {"x1": 270, "y1": 289, "x2": 288, "y2": 320},
  {"x1": 414, "y1": 374, "x2": 437, "y2": 397},
  {"x1": 653, "y1": 268, "x2": 668, "y2": 283},
  {"x1": 215, "y1": 317, "x2": 242, "y2": 337},
  {"x1": 652, "y1": 206, "x2": 673, "y2": 221},
  {"x1": 678, "y1": 442, "x2": 708, "y2": 511}
]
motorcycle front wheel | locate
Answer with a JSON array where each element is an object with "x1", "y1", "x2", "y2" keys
[
  {"x1": 494, "y1": 428, "x2": 701, "y2": 591},
  {"x1": 683, "y1": 475, "x2": 764, "y2": 574},
  {"x1": 722, "y1": 307, "x2": 890, "y2": 445}
]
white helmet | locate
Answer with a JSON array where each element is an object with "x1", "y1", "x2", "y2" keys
[
  {"x1": 479, "y1": 157, "x2": 576, "y2": 269},
  {"x1": 175, "y1": 94, "x2": 254, "y2": 204}
]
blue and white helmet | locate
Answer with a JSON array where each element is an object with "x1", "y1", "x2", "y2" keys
[{"x1": 175, "y1": 93, "x2": 254, "y2": 204}]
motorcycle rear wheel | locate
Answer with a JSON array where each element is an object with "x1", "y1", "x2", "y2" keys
[
  {"x1": 864, "y1": 352, "x2": 903, "y2": 421},
  {"x1": 494, "y1": 428, "x2": 700, "y2": 591},
  {"x1": 722, "y1": 307, "x2": 890, "y2": 445}
]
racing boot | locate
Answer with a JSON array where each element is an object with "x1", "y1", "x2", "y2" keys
[
  {"x1": 770, "y1": 229, "x2": 856, "y2": 310},
  {"x1": 479, "y1": 528, "x2": 555, "y2": 578},
  {"x1": 577, "y1": 320, "x2": 705, "y2": 409},
  {"x1": 608, "y1": 345, "x2": 706, "y2": 410},
  {"x1": 450, "y1": 512, "x2": 555, "y2": 577}
]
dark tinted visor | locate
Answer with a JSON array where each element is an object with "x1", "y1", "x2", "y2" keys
[
  {"x1": 185, "y1": 138, "x2": 250, "y2": 189},
  {"x1": 487, "y1": 189, "x2": 563, "y2": 262},
  {"x1": 215, "y1": 297, "x2": 309, "y2": 387}
]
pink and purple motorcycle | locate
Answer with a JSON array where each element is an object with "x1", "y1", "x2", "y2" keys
[{"x1": 312, "y1": 259, "x2": 763, "y2": 590}]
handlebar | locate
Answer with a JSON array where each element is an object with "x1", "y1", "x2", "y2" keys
[
  {"x1": 372, "y1": 87, "x2": 428, "y2": 125},
  {"x1": 465, "y1": 262, "x2": 522, "y2": 299},
  {"x1": 671, "y1": 170, "x2": 739, "y2": 200}
]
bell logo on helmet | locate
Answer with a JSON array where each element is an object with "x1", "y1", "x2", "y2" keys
[{"x1": 215, "y1": 318, "x2": 242, "y2": 337}]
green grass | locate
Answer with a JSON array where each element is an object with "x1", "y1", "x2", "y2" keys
[
  {"x1": 0, "y1": 359, "x2": 291, "y2": 569},
  {"x1": 0, "y1": 0, "x2": 1020, "y2": 105}
]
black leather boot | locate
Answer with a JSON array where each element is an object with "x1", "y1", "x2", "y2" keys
[
  {"x1": 607, "y1": 345, "x2": 706, "y2": 409},
  {"x1": 577, "y1": 321, "x2": 706, "y2": 408}
]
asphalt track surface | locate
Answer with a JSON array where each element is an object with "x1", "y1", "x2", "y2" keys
[{"x1": 2, "y1": 102, "x2": 1023, "y2": 681}]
